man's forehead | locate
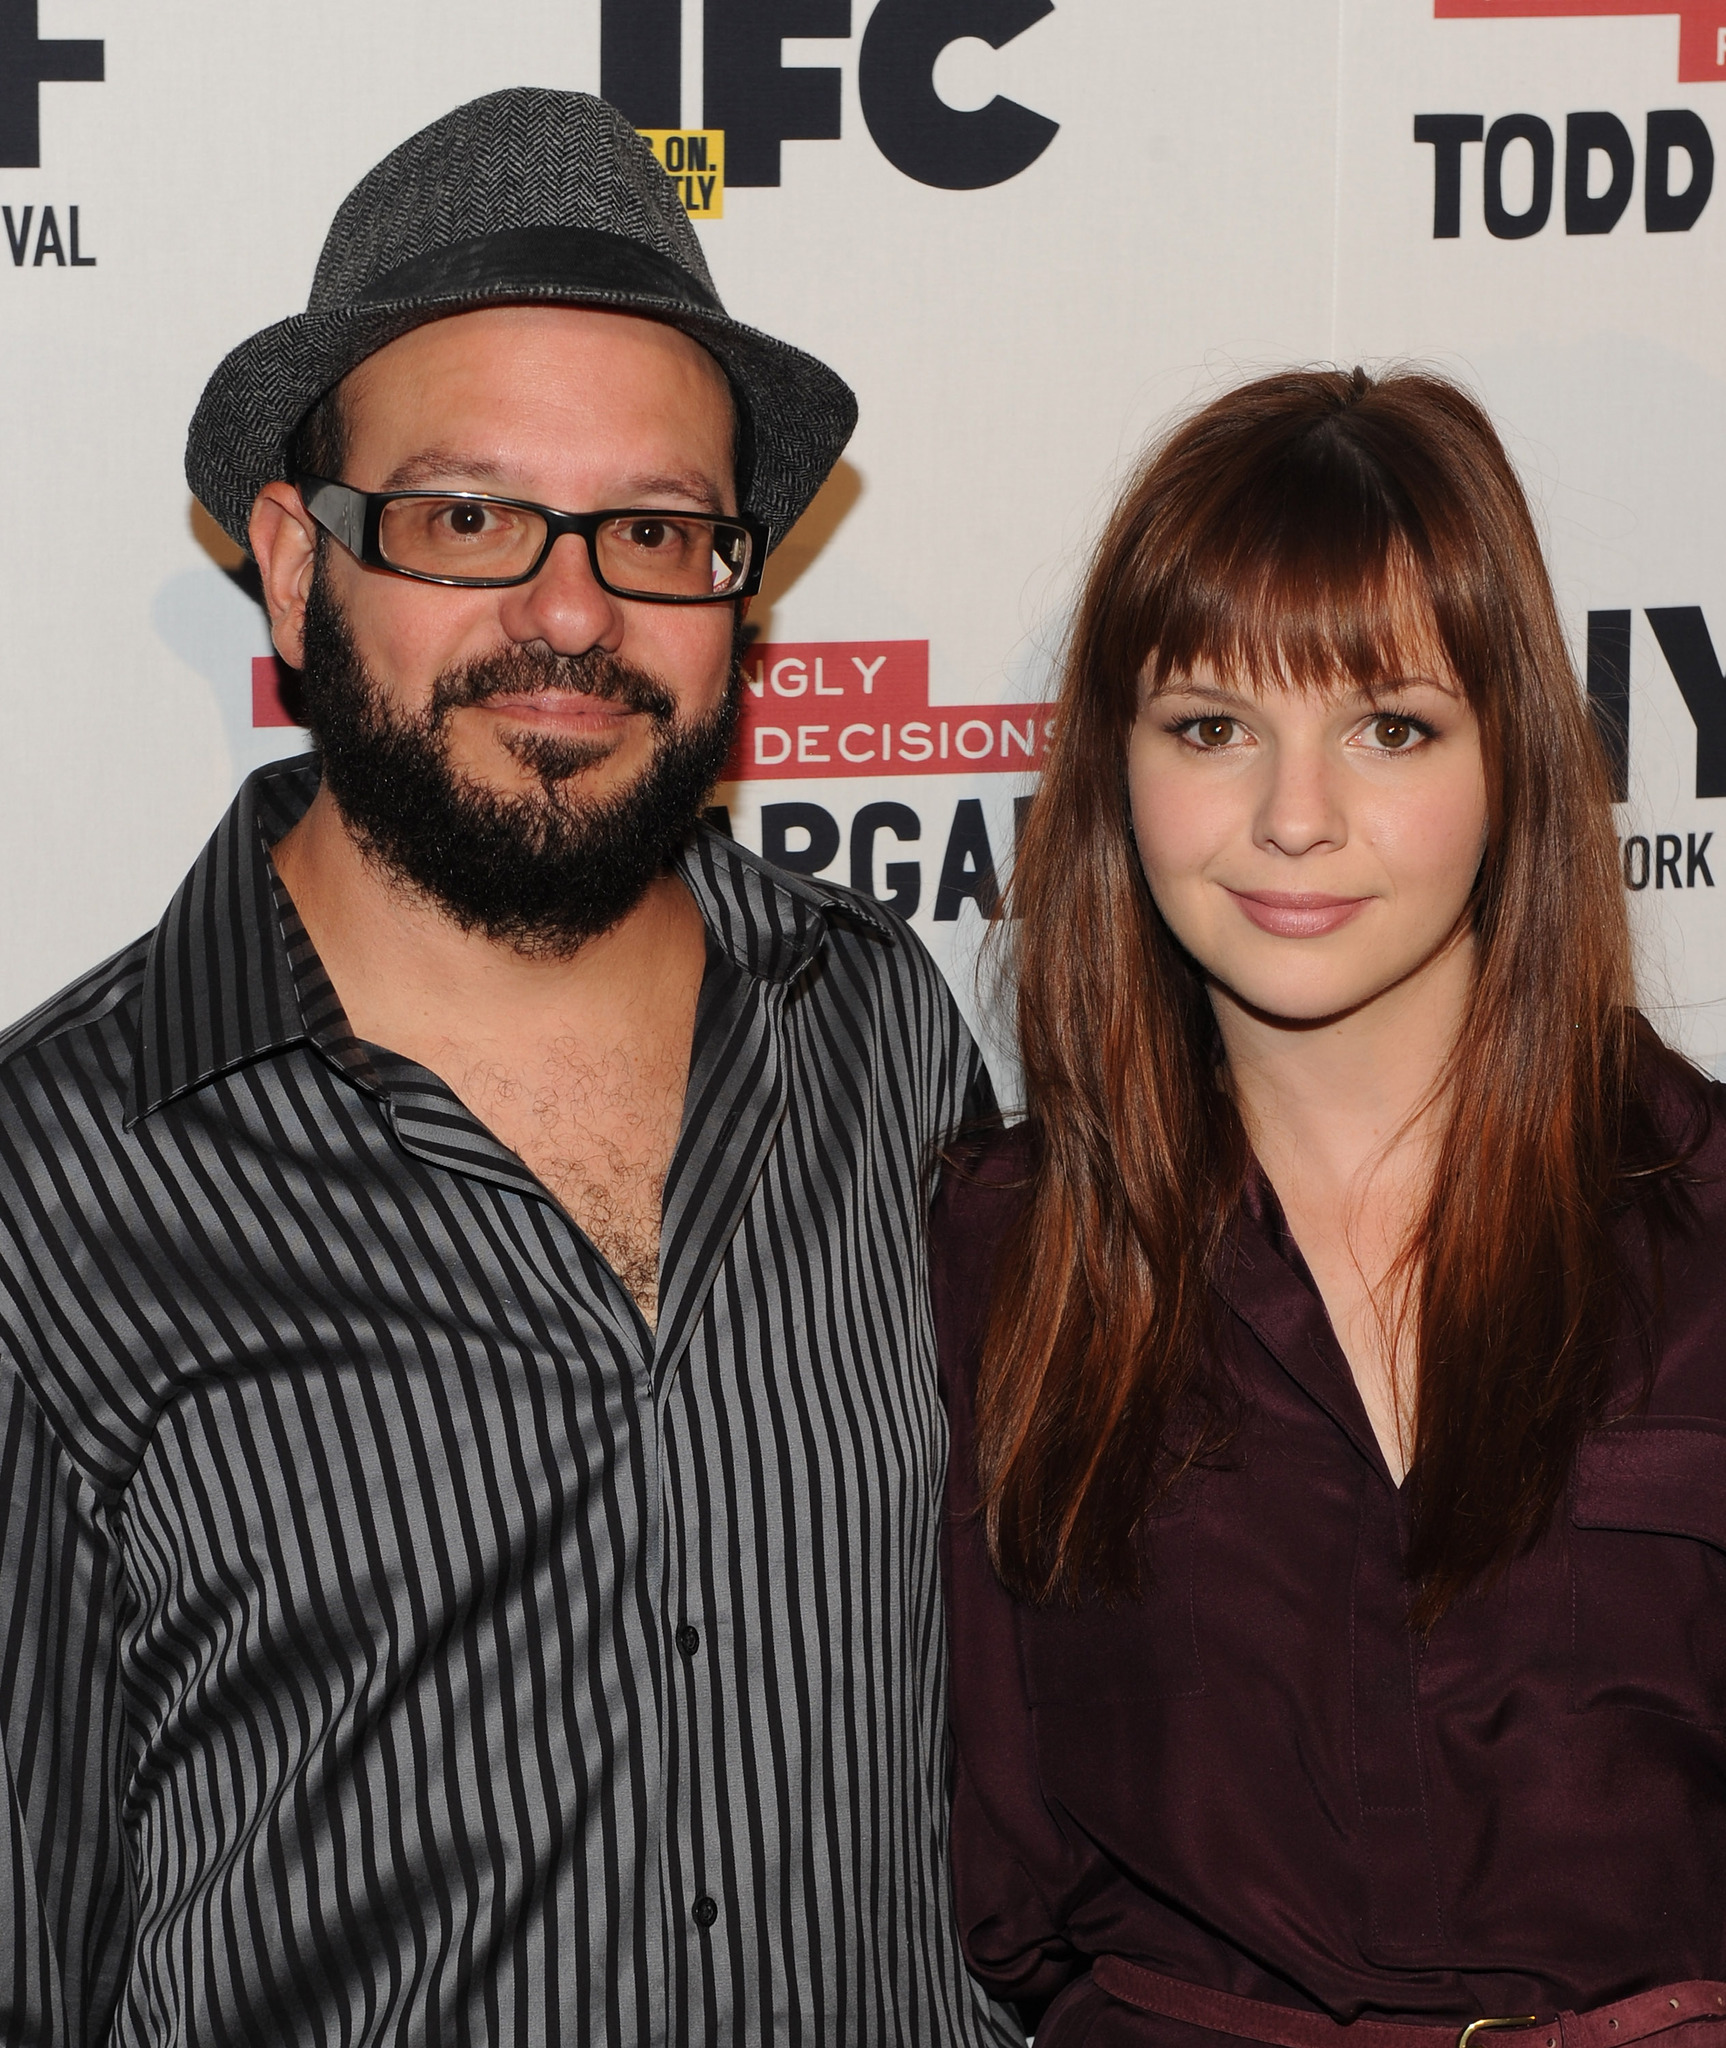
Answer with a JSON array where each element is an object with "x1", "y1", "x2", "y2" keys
[
  {"x1": 334, "y1": 303, "x2": 739, "y2": 491},
  {"x1": 350, "y1": 302, "x2": 731, "y2": 402}
]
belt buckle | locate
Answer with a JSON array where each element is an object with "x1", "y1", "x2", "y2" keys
[{"x1": 1459, "y1": 2018, "x2": 1541, "y2": 2048}]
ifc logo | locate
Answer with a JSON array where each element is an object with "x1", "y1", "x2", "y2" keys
[
  {"x1": 0, "y1": 0, "x2": 102, "y2": 170},
  {"x1": 601, "y1": 0, "x2": 1059, "y2": 191}
]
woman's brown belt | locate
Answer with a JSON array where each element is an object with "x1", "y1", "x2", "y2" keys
[{"x1": 1093, "y1": 1959, "x2": 1726, "y2": 2048}]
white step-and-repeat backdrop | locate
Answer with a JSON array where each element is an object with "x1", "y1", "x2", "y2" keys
[{"x1": 4, "y1": 1, "x2": 1724, "y2": 1084}]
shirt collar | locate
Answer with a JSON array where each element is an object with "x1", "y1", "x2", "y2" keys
[
  {"x1": 677, "y1": 814, "x2": 896, "y2": 981},
  {"x1": 127, "y1": 754, "x2": 892, "y2": 1126},
  {"x1": 1215, "y1": 1167, "x2": 1394, "y2": 1480}
]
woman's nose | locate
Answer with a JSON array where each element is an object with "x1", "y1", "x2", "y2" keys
[{"x1": 1252, "y1": 741, "x2": 1347, "y2": 858}]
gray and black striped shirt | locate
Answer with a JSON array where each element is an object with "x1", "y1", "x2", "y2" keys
[{"x1": 0, "y1": 755, "x2": 1018, "y2": 2048}]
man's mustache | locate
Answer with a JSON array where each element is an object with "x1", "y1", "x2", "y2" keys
[{"x1": 427, "y1": 644, "x2": 678, "y2": 723}]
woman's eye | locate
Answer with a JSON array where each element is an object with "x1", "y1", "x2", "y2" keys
[
  {"x1": 1190, "y1": 717, "x2": 1238, "y2": 748},
  {"x1": 1364, "y1": 714, "x2": 1422, "y2": 750}
]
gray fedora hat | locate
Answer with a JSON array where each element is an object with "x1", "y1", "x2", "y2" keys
[{"x1": 186, "y1": 88, "x2": 856, "y2": 554}]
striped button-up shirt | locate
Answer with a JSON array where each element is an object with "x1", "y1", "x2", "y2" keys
[{"x1": 0, "y1": 755, "x2": 1017, "y2": 2048}]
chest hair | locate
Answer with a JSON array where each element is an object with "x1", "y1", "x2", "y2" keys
[{"x1": 455, "y1": 1035, "x2": 686, "y2": 1328}]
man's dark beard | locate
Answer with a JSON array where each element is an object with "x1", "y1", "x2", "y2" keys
[{"x1": 296, "y1": 562, "x2": 742, "y2": 957}]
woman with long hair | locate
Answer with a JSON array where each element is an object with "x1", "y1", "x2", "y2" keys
[{"x1": 937, "y1": 367, "x2": 1726, "y2": 2047}]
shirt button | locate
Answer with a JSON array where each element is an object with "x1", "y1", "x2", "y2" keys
[
  {"x1": 675, "y1": 1623, "x2": 701, "y2": 1656},
  {"x1": 693, "y1": 1894, "x2": 719, "y2": 1929}
]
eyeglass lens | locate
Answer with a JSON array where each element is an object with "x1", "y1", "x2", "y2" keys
[{"x1": 375, "y1": 497, "x2": 750, "y2": 596}]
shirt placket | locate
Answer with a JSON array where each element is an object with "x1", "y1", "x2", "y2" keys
[
  {"x1": 1220, "y1": 1214, "x2": 1453, "y2": 1972},
  {"x1": 1351, "y1": 1482, "x2": 1445, "y2": 1957},
  {"x1": 650, "y1": 954, "x2": 797, "y2": 2044}
]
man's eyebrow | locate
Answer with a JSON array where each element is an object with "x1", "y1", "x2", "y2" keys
[
  {"x1": 614, "y1": 472, "x2": 727, "y2": 511},
  {"x1": 374, "y1": 455, "x2": 728, "y2": 513},
  {"x1": 378, "y1": 450, "x2": 512, "y2": 492}
]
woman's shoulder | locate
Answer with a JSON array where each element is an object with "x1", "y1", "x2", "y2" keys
[
  {"x1": 930, "y1": 1121, "x2": 1037, "y2": 1401},
  {"x1": 1638, "y1": 1039, "x2": 1726, "y2": 1149},
  {"x1": 1629, "y1": 1037, "x2": 1726, "y2": 1216},
  {"x1": 934, "y1": 1119, "x2": 1037, "y2": 1228},
  {"x1": 1614, "y1": 1042, "x2": 1726, "y2": 1415}
]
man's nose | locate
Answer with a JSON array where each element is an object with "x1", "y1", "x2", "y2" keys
[
  {"x1": 1253, "y1": 741, "x2": 1347, "y2": 858},
  {"x1": 495, "y1": 531, "x2": 626, "y2": 656}
]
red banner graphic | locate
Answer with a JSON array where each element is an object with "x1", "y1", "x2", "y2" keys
[
  {"x1": 254, "y1": 655, "x2": 294, "y2": 726},
  {"x1": 725, "y1": 639, "x2": 1053, "y2": 781},
  {"x1": 254, "y1": 641, "x2": 1057, "y2": 778},
  {"x1": 1435, "y1": 1, "x2": 1726, "y2": 82}
]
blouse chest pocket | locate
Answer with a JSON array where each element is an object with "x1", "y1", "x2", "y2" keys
[
  {"x1": 1570, "y1": 1420, "x2": 1726, "y2": 1728},
  {"x1": 1015, "y1": 1510, "x2": 1205, "y2": 1707}
]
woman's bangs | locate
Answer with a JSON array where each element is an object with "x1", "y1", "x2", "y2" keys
[{"x1": 1144, "y1": 472, "x2": 1447, "y2": 701}]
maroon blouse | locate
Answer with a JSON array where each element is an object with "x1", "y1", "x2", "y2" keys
[{"x1": 935, "y1": 1096, "x2": 1726, "y2": 2045}]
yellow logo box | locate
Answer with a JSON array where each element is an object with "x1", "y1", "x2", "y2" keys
[{"x1": 639, "y1": 130, "x2": 725, "y2": 219}]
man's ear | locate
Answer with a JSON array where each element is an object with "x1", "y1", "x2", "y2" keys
[{"x1": 249, "y1": 482, "x2": 319, "y2": 669}]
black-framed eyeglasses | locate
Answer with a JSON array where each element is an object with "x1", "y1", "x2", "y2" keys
[{"x1": 299, "y1": 476, "x2": 767, "y2": 602}]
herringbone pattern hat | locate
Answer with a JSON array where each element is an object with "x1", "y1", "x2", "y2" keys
[{"x1": 186, "y1": 88, "x2": 856, "y2": 553}]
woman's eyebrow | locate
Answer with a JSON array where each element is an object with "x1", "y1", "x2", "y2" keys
[
  {"x1": 1149, "y1": 681, "x2": 1262, "y2": 709},
  {"x1": 1148, "y1": 670, "x2": 1462, "y2": 712},
  {"x1": 1360, "y1": 671, "x2": 1462, "y2": 701}
]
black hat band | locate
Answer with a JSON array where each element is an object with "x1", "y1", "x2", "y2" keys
[{"x1": 355, "y1": 223, "x2": 725, "y2": 315}]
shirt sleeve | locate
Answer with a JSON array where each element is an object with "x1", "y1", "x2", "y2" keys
[
  {"x1": 932, "y1": 1146, "x2": 1084, "y2": 2026},
  {"x1": 0, "y1": 1354, "x2": 131, "y2": 2047}
]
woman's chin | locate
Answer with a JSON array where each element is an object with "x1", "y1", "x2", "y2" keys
[{"x1": 1207, "y1": 968, "x2": 1401, "y2": 1033}]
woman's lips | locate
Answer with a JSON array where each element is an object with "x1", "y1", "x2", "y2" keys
[{"x1": 1227, "y1": 889, "x2": 1371, "y2": 937}]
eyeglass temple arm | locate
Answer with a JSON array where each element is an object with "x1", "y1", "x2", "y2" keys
[{"x1": 298, "y1": 476, "x2": 367, "y2": 558}]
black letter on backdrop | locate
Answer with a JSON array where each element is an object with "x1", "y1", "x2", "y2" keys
[
  {"x1": 704, "y1": 0, "x2": 848, "y2": 187},
  {"x1": 934, "y1": 799, "x2": 1001, "y2": 920},
  {"x1": 31, "y1": 199, "x2": 61, "y2": 264},
  {"x1": 600, "y1": 0, "x2": 682, "y2": 127},
  {"x1": 1586, "y1": 609, "x2": 1631, "y2": 802},
  {"x1": 1414, "y1": 115, "x2": 1483, "y2": 237},
  {"x1": 1566, "y1": 112, "x2": 1633, "y2": 234},
  {"x1": 860, "y1": 0, "x2": 1058, "y2": 190},
  {"x1": 1623, "y1": 835, "x2": 1650, "y2": 890},
  {"x1": 850, "y1": 801, "x2": 922, "y2": 917},
  {"x1": 1647, "y1": 607, "x2": 1726, "y2": 799},
  {"x1": 1690, "y1": 833, "x2": 1715, "y2": 887},
  {"x1": 761, "y1": 800, "x2": 841, "y2": 875},
  {"x1": 1646, "y1": 110, "x2": 1713, "y2": 232},
  {"x1": 1484, "y1": 114, "x2": 1553, "y2": 238},
  {"x1": 0, "y1": 0, "x2": 103, "y2": 170}
]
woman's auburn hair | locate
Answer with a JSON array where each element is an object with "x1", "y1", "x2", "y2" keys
[{"x1": 981, "y1": 364, "x2": 1700, "y2": 1627}]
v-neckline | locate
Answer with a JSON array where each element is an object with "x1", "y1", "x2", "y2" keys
[{"x1": 1221, "y1": 1169, "x2": 1413, "y2": 1496}]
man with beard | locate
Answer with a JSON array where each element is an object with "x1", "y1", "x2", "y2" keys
[{"x1": 0, "y1": 91, "x2": 1014, "y2": 2048}]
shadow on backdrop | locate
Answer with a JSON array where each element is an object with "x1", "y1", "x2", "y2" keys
[{"x1": 747, "y1": 459, "x2": 863, "y2": 646}]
